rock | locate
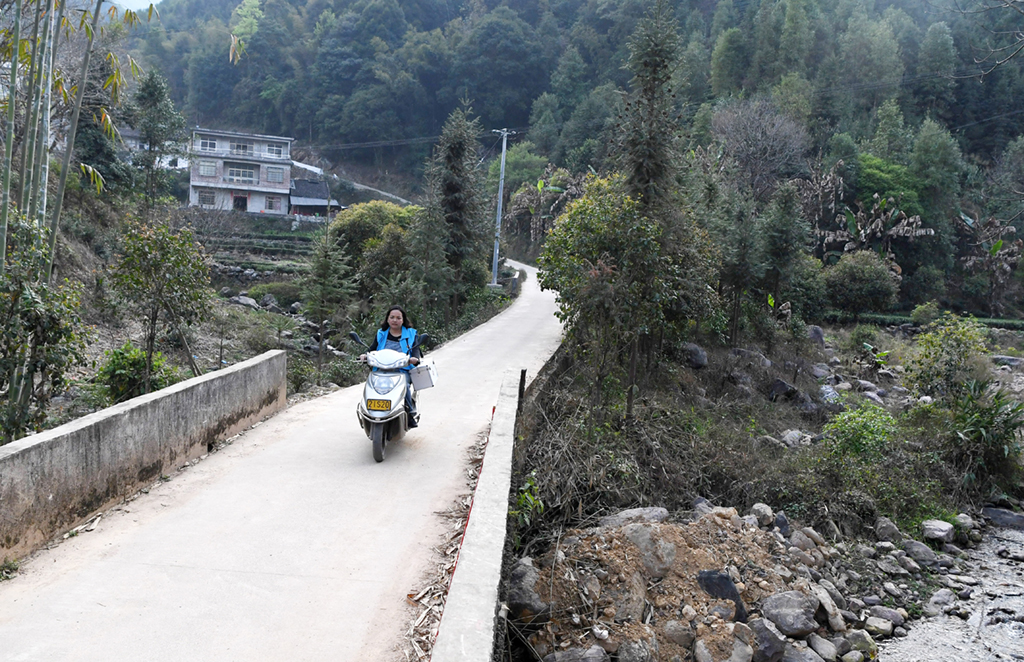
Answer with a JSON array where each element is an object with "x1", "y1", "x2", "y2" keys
[
  {"x1": 818, "y1": 580, "x2": 847, "y2": 611},
  {"x1": 874, "y1": 517, "x2": 903, "y2": 543},
  {"x1": 729, "y1": 638, "x2": 755, "y2": 662},
  {"x1": 623, "y1": 524, "x2": 676, "y2": 579},
  {"x1": 508, "y1": 558, "x2": 548, "y2": 621},
  {"x1": 921, "y1": 519, "x2": 955, "y2": 543},
  {"x1": 897, "y1": 555, "x2": 921, "y2": 573},
  {"x1": 259, "y1": 293, "x2": 278, "y2": 307},
  {"x1": 748, "y1": 618, "x2": 786, "y2": 662},
  {"x1": 697, "y1": 570, "x2": 748, "y2": 622},
  {"x1": 808, "y1": 325, "x2": 825, "y2": 346},
  {"x1": 542, "y1": 645, "x2": 609, "y2": 662},
  {"x1": 882, "y1": 582, "x2": 901, "y2": 598},
  {"x1": 855, "y1": 380, "x2": 878, "y2": 392},
  {"x1": 868, "y1": 606, "x2": 904, "y2": 627},
  {"x1": 954, "y1": 513, "x2": 975, "y2": 529},
  {"x1": 762, "y1": 591, "x2": 820, "y2": 637},
  {"x1": 229, "y1": 295, "x2": 260, "y2": 310},
  {"x1": 862, "y1": 595, "x2": 882, "y2": 606},
  {"x1": 683, "y1": 343, "x2": 708, "y2": 369},
  {"x1": 775, "y1": 512, "x2": 792, "y2": 537},
  {"x1": 218, "y1": 286, "x2": 233, "y2": 297},
  {"x1": 599, "y1": 507, "x2": 669, "y2": 528},
  {"x1": 834, "y1": 382, "x2": 852, "y2": 391},
  {"x1": 839, "y1": 653, "x2": 864, "y2": 662},
  {"x1": 820, "y1": 385, "x2": 840, "y2": 403},
  {"x1": 781, "y1": 644, "x2": 825, "y2": 662},
  {"x1": 991, "y1": 355, "x2": 1023, "y2": 366},
  {"x1": 781, "y1": 430, "x2": 809, "y2": 447},
  {"x1": 807, "y1": 582, "x2": 846, "y2": 632},
  {"x1": 770, "y1": 379, "x2": 799, "y2": 401},
  {"x1": 694, "y1": 497, "x2": 715, "y2": 514},
  {"x1": 875, "y1": 557, "x2": 909, "y2": 576},
  {"x1": 893, "y1": 626, "x2": 907, "y2": 637},
  {"x1": 289, "y1": 302, "x2": 303, "y2": 314},
  {"x1": 751, "y1": 503, "x2": 775, "y2": 528},
  {"x1": 981, "y1": 507, "x2": 1024, "y2": 529},
  {"x1": 604, "y1": 570, "x2": 646, "y2": 622},
  {"x1": 903, "y1": 540, "x2": 937, "y2": 564},
  {"x1": 731, "y1": 348, "x2": 772, "y2": 368},
  {"x1": 811, "y1": 364, "x2": 830, "y2": 379},
  {"x1": 694, "y1": 640, "x2": 713, "y2": 662},
  {"x1": 807, "y1": 634, "x2": 837, "y2": 662},
  {"x1": 844, "y1": 630, "x2": 876, "y2": 657},
  {"x1": 861, "y1": 391, "x2": 884, "y2": 405},
  {"x1": 617, "y1": 640, "x2": 652, "y2": 662},
  {"x1": 832, "y1": 637, "x2": 851, "y2": 656},
  {"x1": 661, "y1": 621, "x2": 695, "y2": 648},
  {"x1": 790, "y1": 529, "x2": 816, "y2": 552},
  {"x1": 864, "y1": 617, "x2": 893, "y2": 638}
]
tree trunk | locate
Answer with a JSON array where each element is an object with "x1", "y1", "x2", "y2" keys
[{"x1": 0, "y1": 0, "x2": 23, "y2": 276}]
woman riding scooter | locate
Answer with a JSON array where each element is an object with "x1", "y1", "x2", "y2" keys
[{"x1": 364, "y1": 306, "x2": 422, "y2": 427}]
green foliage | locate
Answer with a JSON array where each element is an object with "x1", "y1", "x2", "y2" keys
[
  {"x1": 1, "y1": 557, "x2": 18, "y2": 580},
  {"x1": 131, "y1": 70, "x2": 188, "y2": 203},
  {"x1": 487, "y1": 141, "x2": 546, "y2": 200},
  {"x1": 911, "y1": 301, "x2": 941, "y2": 326},
  {"x1": 97, "y1": 342, "x2": 179, "y2": 404},
  {"x1": 510, "y1": 469, "x2": 545, "y2": 531},
  {"x1": 824, "y1": 406, "x2": 898, "y2": 456},
  {"x1": 299, "y1": 226, "x2": 355, "y2": 384},
  {"x1": 824, "y1": 251, "x2": 899, "y2": 319},
  {"x1": 856, "y1": 154, "x2": 924, "y2": 219},
  {"x1": 109, "y1": 219, "x2": 210, "y2": 393},
  {"x1": 1, "y1": 217, "x2": 89, "y2": 444},
  {"x1": 246, "y1": 282, "x2": 301, "y2": 307},
  {"x1": 906, "y1": 313, "x2": 988, "y2": 398},
  {"x1": 847, "y1": 325, "x2": 877, "y2": 351},
  {"x1": 948, "y1": 380, "x2": 1024, "y2": 489}
]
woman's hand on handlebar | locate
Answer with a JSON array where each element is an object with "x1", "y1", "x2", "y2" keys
[{"x1": 409, "y1": 356, "x2": 420, "y2": 366}]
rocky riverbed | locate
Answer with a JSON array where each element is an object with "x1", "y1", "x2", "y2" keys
[{"x1": 504, "y1": 503, "x2": 1024, "y2": 662}]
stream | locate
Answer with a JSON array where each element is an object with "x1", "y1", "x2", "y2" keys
[{"x1": 881, "y1": 526, "x2": 1024, "y2": 661}]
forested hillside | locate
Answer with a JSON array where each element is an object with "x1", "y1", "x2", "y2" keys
[{"x1": 136, "y1": 0, "x2": 1024, "y2": 165}]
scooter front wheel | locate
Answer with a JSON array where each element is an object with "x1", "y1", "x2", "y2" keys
[{"x1": 371, "y1": 422, "x2": 387, "y2": 463}]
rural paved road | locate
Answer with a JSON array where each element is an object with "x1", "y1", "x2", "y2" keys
[{"x1": 0, "y1": 261, "x2": 561, "y2": 662}]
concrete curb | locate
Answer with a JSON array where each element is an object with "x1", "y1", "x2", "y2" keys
[
  {"x1": 432, "y1": 369, "x2": 522, "y2": 662},
  {"x1": 0, "y1": 350, "x2": 287, "y2": 559}
]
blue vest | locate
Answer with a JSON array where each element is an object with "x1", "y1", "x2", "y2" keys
[{"x1": 375, "y1": 326, "x2": 417, "y2": 372}]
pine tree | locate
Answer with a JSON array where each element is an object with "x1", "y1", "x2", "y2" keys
[{"x1": 426, "y1": 106, "x2": 487, "y2": 321}]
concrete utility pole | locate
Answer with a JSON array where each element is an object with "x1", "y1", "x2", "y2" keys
[{"x1": 490, "y1": 128, "x2": 515, "y2": 287}]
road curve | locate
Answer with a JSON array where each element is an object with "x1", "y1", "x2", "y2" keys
[{"x1": 0, "y1": 261, "x2": 561, "y2": 662}]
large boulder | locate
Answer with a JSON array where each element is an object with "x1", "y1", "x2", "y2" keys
[
  {"x1": 807, "y1": 326, "x2": 825, "y2": 346},
  {"x1": 229, "y1": 295, "x2": 260, "y2": 310},
  {"x1": 781, "y1": 644, "x2": 826, "y2": 662},
  {"x1": 622, "y1": 524, "x2": 676, "y2": 579},
  {"x1": 748, "y1": 618, "x2": 786, "y2": 662},
  {"x1": 981, "y1": 507, "x2": 1024, "y2": 529},
  {"x1": 761, "y1": 591, "x2": 820, "y2": 637},
  {"x1": 683, "y1": 343, "x2": 709, "y2": 369},
  {"x1": 507, "y1": 558, "x2": 548, "y2": 621},
  {"x1": 874, "y1": 517, "x2": 903, "y2": 543},
  {"x1": 599, "y1": 507, "x2": 669, "y2": 528},
  {"x1": 617, "y1": 640, "x2": 653, "y2": 662},
  {"x1": 921, "y1": 519, "x2": 955, "y2": 543},
  {"x1": 661, "y1": 620, "x2": 695, "y2": 648},
  {"x1": 750, "y1": 503, "x2": 775, "y2": 528},
  {"x1": 769, "y1": 379, "x2": 799, "y2": 402},
  {"x1": 903, "y1": 540, "x2": 937, "y2": 564}
]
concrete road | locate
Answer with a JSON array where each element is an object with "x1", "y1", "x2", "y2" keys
[{"x1": 0, "y1": 262, "x2": 561, "y2": 662}]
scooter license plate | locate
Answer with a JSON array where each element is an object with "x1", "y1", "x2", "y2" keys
[{"x1": 367, "y1": 399, "x2": 391, "y2": 411}]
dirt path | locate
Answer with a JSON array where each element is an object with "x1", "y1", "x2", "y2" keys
[{"x1": 0, "y1": 262, "x2": 561, "y2": 662}]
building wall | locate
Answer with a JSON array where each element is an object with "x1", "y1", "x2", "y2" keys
[{"x1": 189, "y1": 130, "x2": 293, "y2": 215}]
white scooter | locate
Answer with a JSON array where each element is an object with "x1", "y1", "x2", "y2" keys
[{"x1": 349, "y1": 331, "x2": 432, "y2": 462}]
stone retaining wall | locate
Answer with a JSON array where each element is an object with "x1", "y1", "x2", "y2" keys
[{"x1": 0, "y1": 350, "x2": 287, "y2": 559}]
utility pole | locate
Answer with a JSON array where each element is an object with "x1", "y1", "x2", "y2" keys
[{"x1": 490, "y1": 128, "x2": 514, "y2": 287}]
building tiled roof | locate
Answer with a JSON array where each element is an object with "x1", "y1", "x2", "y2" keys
[{"x1": 290, "y1": 179, "x2": 331, "y2": 201}]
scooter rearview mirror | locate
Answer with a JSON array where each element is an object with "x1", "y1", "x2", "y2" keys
[{"x1": 349, "y1": 331, "x2": 366, "y2": 347}]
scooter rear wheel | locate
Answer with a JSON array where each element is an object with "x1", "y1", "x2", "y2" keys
[{"x1": 371, "y1": 423, "x2": 387, "y2": 463}]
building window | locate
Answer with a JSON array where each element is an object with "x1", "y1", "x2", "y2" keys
[
  {"x1": 198, "y1": 190, "x2": 216, "y2": 207},
  {"x1": 227, "y1": 165, "x2": 256, "y2": 183},
  {"x1": 266, "y1": 196, "x2": 282, "y2": 211},
  {"x1": 198, "y1": 160, "x2": 216, "y2": 177},
  {"x1": 199, "y1": 137, "x2": 217, "y2": 151},
  {"x1": 266, "y1": 142, "x2": 284, "y2": 157},
  {"x1": 230, "y1": 140, "x2": 253, "y2": 156},
  {"x1": 266, "y1": 166, "x2": 284, "y2": 183}
]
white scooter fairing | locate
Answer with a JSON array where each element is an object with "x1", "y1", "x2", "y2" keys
[{"x1": 355, "y1": 349, "x2": 418, "y2": 443}]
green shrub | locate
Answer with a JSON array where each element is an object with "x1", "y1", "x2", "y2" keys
[
  {"x1": 911, "y1": 300, "x2": 941, "y2": 326},
  {"x1": 824, "y1": 406, "x2": 898, "y2": 456},
  {"x1": 97, "y1": 342, "x2": 180, "y2": 403},
  {"x1": 949, "y1": 380, "x2": 1024, "y2": 489},
  {"x1": 247, "y1": 281, "x2": 302, "y2": 307},
  {"x1": 287, "y1": 357, "x2": 317, "y2": 394},
  {"x1": 824, "y1": 251, "x2": 899, "y2": 319},
  {"x1": 847, "y1": 325, "x2": 877, "y2": 351},
  {"x1": 906, "y1": 313, "x2": 987, "y2": 398}
]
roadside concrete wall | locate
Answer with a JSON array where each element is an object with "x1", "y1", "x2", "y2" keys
[
  {"x1": 0, "y1": 350, "x2": 287, "y2": 559},
  {"x1": 432, "y1": 369, "x2": 521, "y2": 662}
]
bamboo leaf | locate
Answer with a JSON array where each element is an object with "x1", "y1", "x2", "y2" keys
[{"x1": 79, "y1": 164, "x2": 105, "y2": 194}]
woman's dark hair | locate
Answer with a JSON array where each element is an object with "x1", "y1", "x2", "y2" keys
[{"x1": 380, "y1": 305, "x2": 413, "y2": 330}]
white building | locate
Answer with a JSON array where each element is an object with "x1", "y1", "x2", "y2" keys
[{"x1": 188, "y1": 128, "x2": 294, "y2": 214}]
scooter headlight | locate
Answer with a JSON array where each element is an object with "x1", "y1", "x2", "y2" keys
[{"x1": 369, "y1": 373, "x2": 402, "y2": 394}]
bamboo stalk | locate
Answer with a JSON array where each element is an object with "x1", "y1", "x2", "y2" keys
[
  {"x1": 34, "y1": 0, "x2": 66, "y2": 232},
  {"x1": 0, "y1": 0, "x2": 23, "y2": 276},
  {"x1": 25, "y1": 1, "x2": 52, "y2": 222},
  {"x1": 18, "y1": 0, "x2": 44, "y2": 213},
  {"x1": 28, "y1": 0, "x2": 59, "y2": 228},
  {"x1": 45, "y1": 0, "x2": 102, "y2": 284}
]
